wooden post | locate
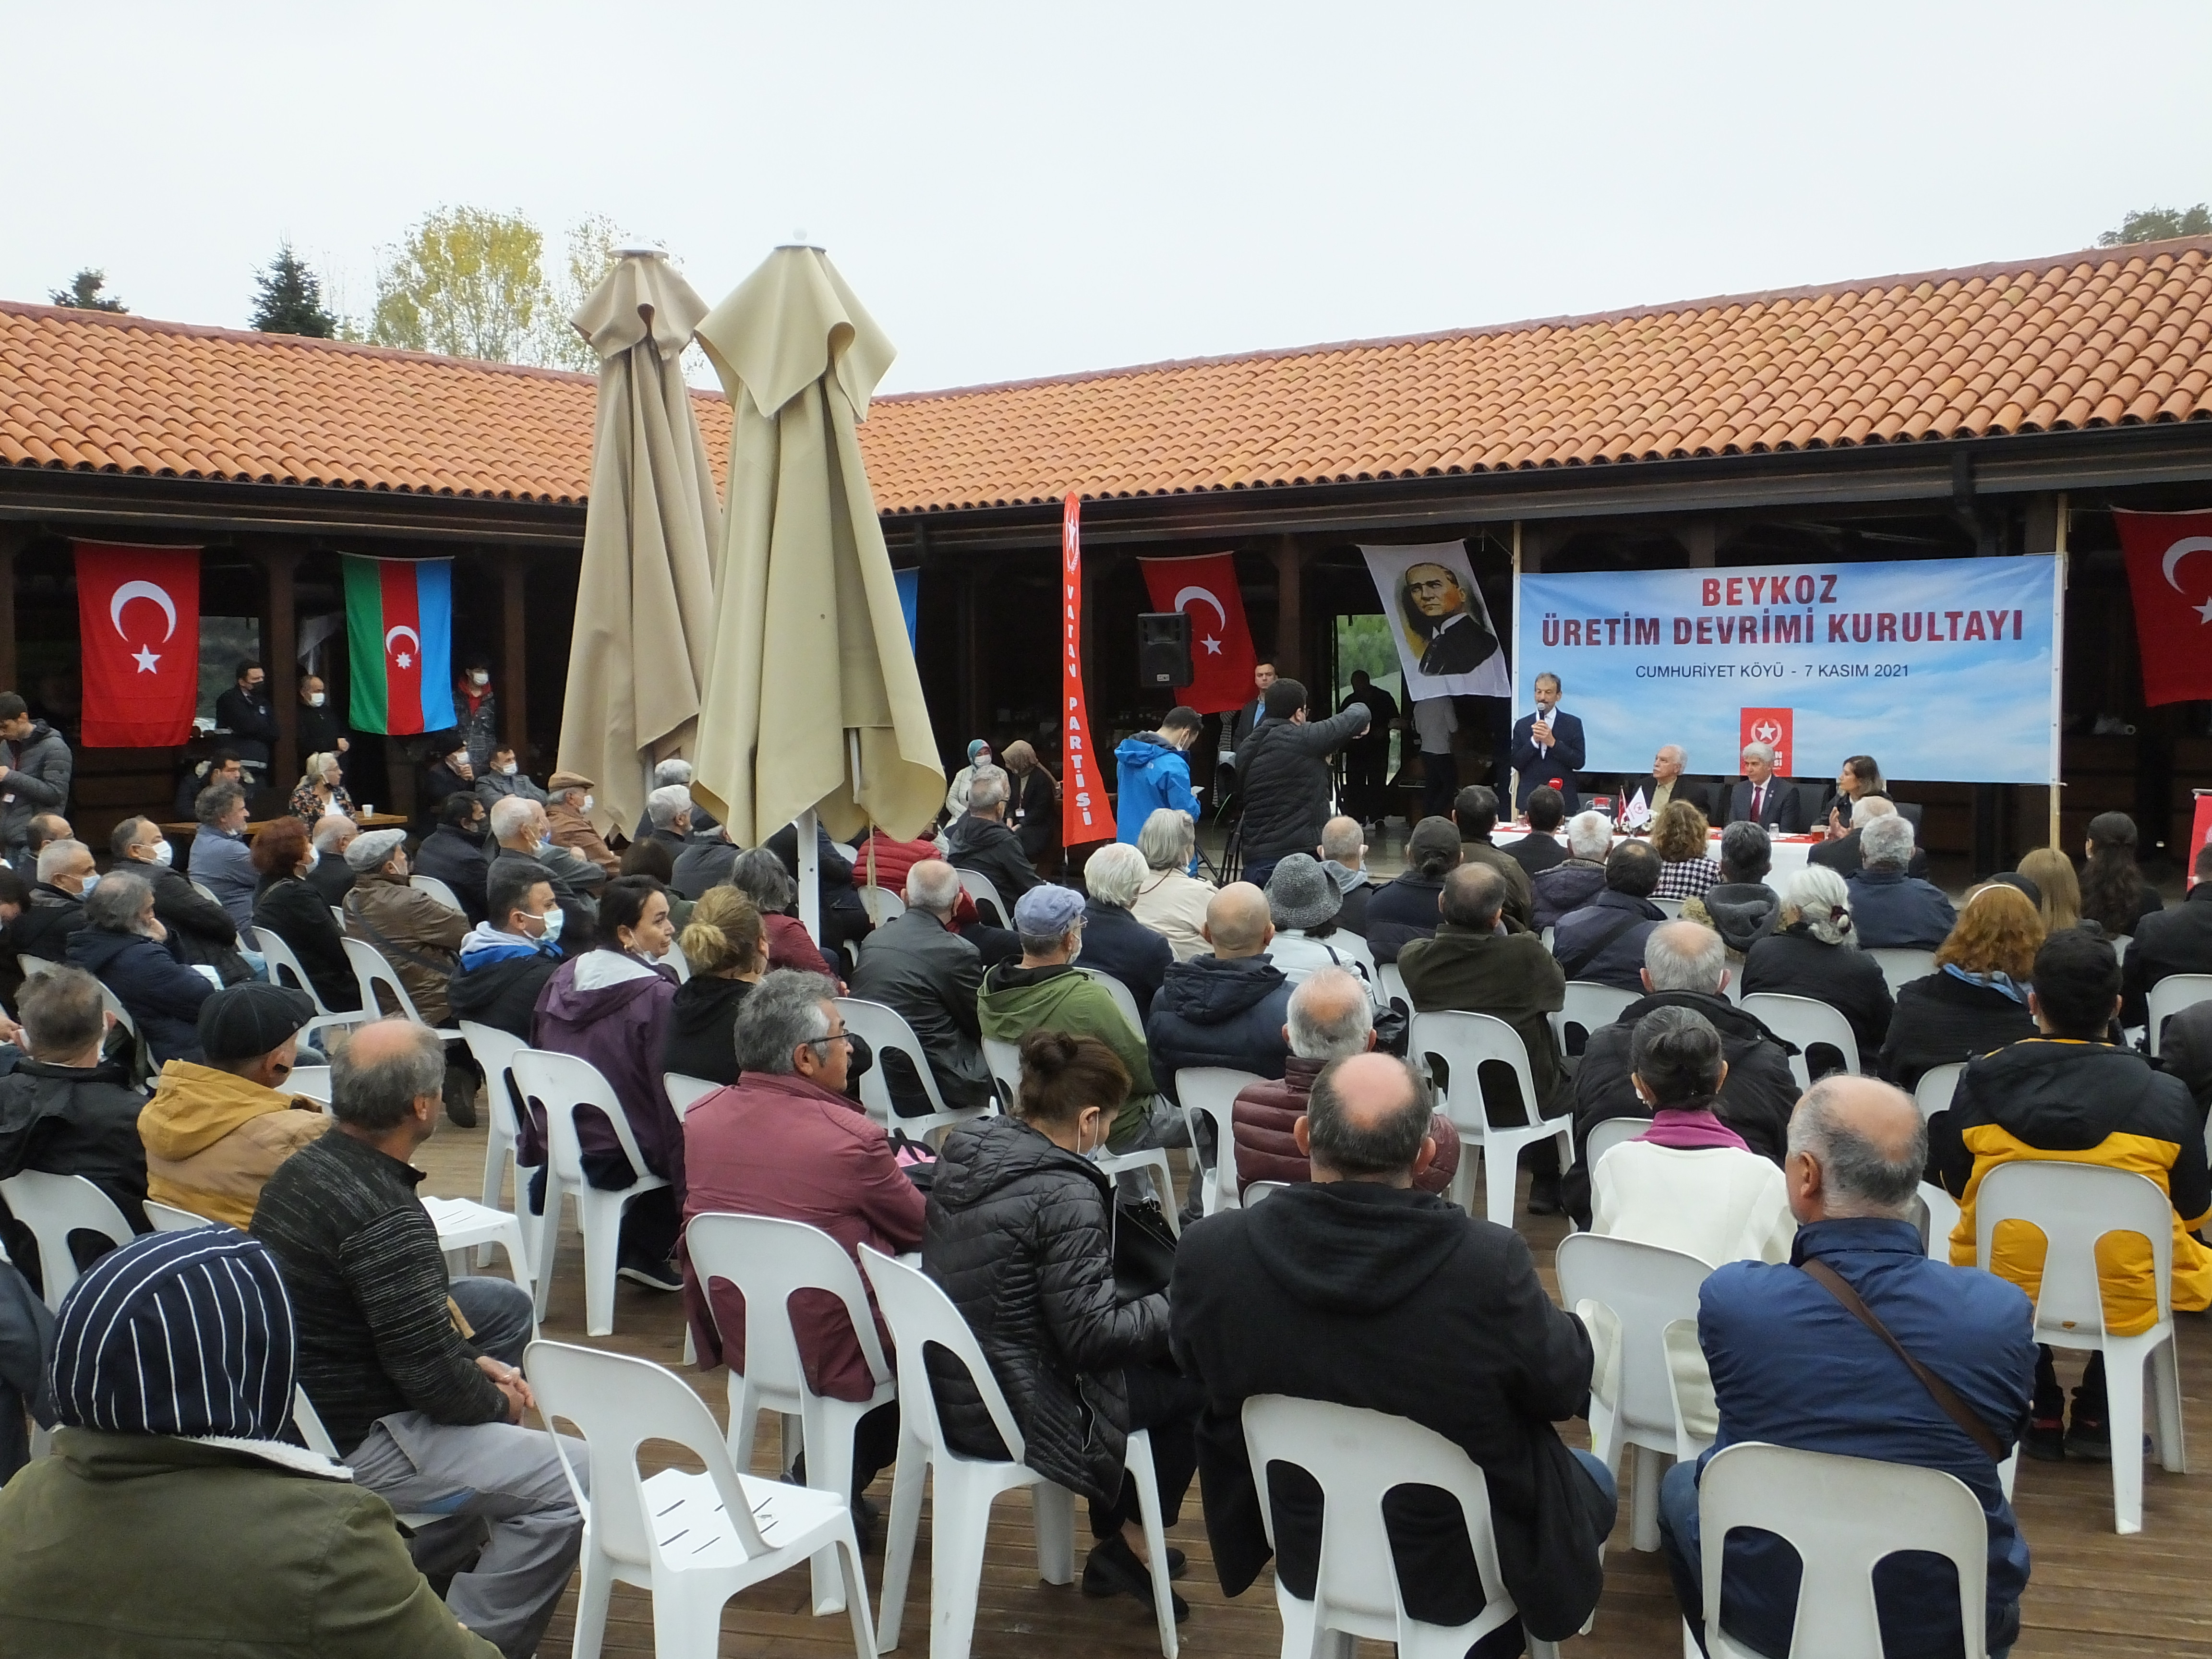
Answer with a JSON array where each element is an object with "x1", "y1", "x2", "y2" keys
[
  {"x1": 960, "y1": 562, "x2": 986, "y2": 745},
  {"x1": 2051, "y1": 493, "x2": 2068, "y2": 851},
  {"x1": 1271, "y1": 535, "x2": 1306, "y2": 683},
  {"x1": 500, "y1": 551, "x2": 529, "y2": 758},
  {"x1": 256, "y1": 544, "x2": 300, "y2": 802},
  {"x1": 0, "y1": 527, "x2": 22, "y2": 696}
]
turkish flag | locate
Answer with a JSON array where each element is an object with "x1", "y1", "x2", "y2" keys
[
  {"x1": 1138, "y1": 553, "x2": 1258, "y2": 714},
  {"x1": 1739, "y1": 707, "x2": 1794, "y2": 777},
  {"x1": 75, "y1": 542, "x2": 201, "y2": 748},
  {"x1": 2115, "y1": 509, "x2": 2212, "y2": 706}
]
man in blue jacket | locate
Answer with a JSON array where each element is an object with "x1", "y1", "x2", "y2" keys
[
  {"x1": 1114, "y1": 707, "x2": 1203, "y2": 844},
  {"x1": 1661, "y1": 1075, "x2": 2034, "y2": 1659}
]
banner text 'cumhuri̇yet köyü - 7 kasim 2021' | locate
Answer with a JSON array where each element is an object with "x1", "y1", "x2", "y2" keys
[{"x1": 1514, "y1": 554, "x2": 2060, "y2": 786}]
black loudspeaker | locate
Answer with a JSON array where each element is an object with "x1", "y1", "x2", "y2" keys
[{"x1": 1138, "y1": 612, "x2": 1193, "y2": 688}]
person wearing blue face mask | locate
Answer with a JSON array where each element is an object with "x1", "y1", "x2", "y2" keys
[
  {"x1": 447, "y1": 860, "x2": 566, "y2": 1045},
  {"x1": 15, "y1": 838, "x2": 97, "y2": 965}
]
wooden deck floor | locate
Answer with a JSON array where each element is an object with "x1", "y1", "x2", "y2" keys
[{"x1": 417, "y1": 1122, "x2": 2212, "y2": 1658}]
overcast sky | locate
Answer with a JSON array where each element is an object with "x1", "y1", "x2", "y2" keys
[{"x1": 7, "y1": 1, "x2": 2208, "y2": 396}]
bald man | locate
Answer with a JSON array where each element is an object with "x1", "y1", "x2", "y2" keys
[
  {"x1": 1659, "y1": 1077, "x2": 2034, "y2": 1659},
  {"x1": 1173, "y1": 1049, "x2": 1616, "y2": 1646},
  {"x1": 1146, "y1": 883, "x2": 1294, "y2": 1083}
]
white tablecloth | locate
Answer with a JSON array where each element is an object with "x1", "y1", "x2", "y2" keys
[{"x1": 1493, "y1": 828, "x2": 1822, "y2": 896}]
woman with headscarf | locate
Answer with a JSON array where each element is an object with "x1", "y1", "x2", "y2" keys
[
  {"x1": 2079, "y1": 811, "x2": 2164, "y2": 938},
  {"x1": 1000, "y1": 739, "x2": 1060, "y2": 867},
  {"x1": 945, "y1": 738, "x2": 992, "y2": 820},
  {"x1": 1742, "y1": 865, "x2": 1892, "y2": 1076}
]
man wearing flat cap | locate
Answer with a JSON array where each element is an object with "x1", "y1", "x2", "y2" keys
[
  {"x1": 341, "y1": 827, "x2": 476, "y2": 1122},
  {"x1": 136, "y1": 981, "x2": 329, "y2": 1228},
  {"x1": 545, "y1": 771, "x2": 617, "y2": 877}
]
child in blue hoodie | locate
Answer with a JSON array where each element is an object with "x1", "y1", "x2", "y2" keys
[{"x1": 1113, "y1": 707, "x2": 1203, "y2": 844}]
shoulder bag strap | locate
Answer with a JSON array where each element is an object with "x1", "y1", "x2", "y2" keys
[{"x1": 1800, "y1": 1257, "x2": 2008, "y2": 1461}]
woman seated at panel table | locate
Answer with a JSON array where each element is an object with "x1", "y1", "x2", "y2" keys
[
  {"x1": 924, "y1": 1031, "x2": 1200, "y2": 1620},
  {"x1": 1879, "y1": 882, "x2": 2043, "y2": 1098},
  {"x1": 1742, "y1": 866, "x2": 1893, "y2": 1077},
  {"x1": 1648, "y1": 800, "x2": 1720, "y2": 901}
]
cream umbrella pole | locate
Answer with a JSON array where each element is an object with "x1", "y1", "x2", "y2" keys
[
  {"x1": 691, "y1": 245, "x2": 945, "y2": 942},
  {"x1": 555, "y1": 250, "x2": 722, "y2": 841}
]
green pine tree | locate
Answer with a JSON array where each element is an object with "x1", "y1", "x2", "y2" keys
[
  {"x1": 48, "y1": 268, "x2": 127, "y2": 312},
  {"x1": 249, "y1": 245, "x2": 338, "y2": 337},
  {"x1": 2097, "y1": 204, "x2": 2212, "y2": 246}
]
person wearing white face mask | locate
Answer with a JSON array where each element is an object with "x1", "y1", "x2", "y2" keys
[
  {"x1": 296, "y1": 674, "x2": 350, "y2": 769},
  {"x1": 544, "y1": 770, "x2": 617, "y2": 877},
  {"x1": 109, "y1": 817, "x2": 258, "y2": 987},
  {"x1": 448, "y1": 860, "x2": 566, "y2": 1043},
  {"x1": 472, "y1": 744, "x2": 549, "y2": 810},
  {"x1": 452, "y1": 659, "x2": 499, "y2": 772},
  {"x1": 15, "y1": 838, "x2": 97, "y2": 963}
]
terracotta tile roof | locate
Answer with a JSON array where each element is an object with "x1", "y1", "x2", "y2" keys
[
  {"x1": 6, "y1": 239, "x2": 2211, "y2": 517},
  {"x1": 860, "y1": 238, "x2": 2212, "y2": 512}
]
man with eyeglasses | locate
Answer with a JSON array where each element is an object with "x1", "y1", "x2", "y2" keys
[{"x1": 677, "y1": 971, "x2": 924, "y2": 1539}]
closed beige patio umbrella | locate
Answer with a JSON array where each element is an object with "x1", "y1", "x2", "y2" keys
[
  {"x1": 690, "y1": 245, "x2": 943, "y2": 926},
  {"x1": 555, "y1": 250, "x2": 722, "y2": 839}
]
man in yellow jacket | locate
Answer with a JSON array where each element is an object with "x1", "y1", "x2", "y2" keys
[
  {"x1": 1935, "y1": 926, "x2": 2212, "y2": 1460},
  {"x1": 138, "y1": 982, "x2": 328, "y2": 1228}
]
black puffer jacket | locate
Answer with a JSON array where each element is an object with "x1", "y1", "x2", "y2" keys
[
  {"x1": 1145, "y1": 953, "x2": 1293, "y2": 1086},
  {"x1": 1235, "y1": 708, "x2": 1370, "y2": 866},
  {"x1": 922, "y1": 1115, "x2": 1168, "y2": 1504},
  {"x1": 941, "y1": 812, "x2": 1043, "y2": 920}
]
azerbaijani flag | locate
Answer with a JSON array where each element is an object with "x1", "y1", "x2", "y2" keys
[{"x1": 344, "y1": 555, "x2": 457, "y2": 735}]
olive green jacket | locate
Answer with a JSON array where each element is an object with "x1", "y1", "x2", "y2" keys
[{"x1": 0, "y1": 1429, "x2": 498, "y2": 1658}]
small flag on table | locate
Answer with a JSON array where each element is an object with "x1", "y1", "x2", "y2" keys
[{"x1": 344, "y1": 555, "x2": 456, "y2": 735}]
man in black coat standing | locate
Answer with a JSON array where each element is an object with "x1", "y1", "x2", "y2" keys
[
  {"x1": 1171, "y1": 1050, "x2": 1614, "y2": 1652},
  {"x1": 1234, "y1": 679, "x2": 1369, "y2": 891},
  {"x1": 213, "y1": 662, "x2": 278, "y2": 793}
]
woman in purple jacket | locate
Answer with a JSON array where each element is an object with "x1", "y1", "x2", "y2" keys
[{"x1": 532, "y1": 875, "x2": 685, "y2": 1290}]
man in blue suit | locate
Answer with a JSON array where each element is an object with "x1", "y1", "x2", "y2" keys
[
  {"x1": 1510, "y1": 672, "x2": 1585, "y2": 814},
  {"x1": 1723, "y1": 741, "x2": 1806, "y2": 832}
]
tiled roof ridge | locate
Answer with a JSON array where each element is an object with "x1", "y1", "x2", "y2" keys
[
  {"x1": 874, "y1": 235, "x2": 2212, "y2": 407},
  {"x1": 0, "y1": 297, "x2": 734, "y2": 400}
]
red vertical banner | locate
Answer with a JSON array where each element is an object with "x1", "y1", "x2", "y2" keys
[
  {"x1": 1061, "y1": 493, "x2": 1106, "y2": 847},
  {"x1": 2192, "y1": 791, "x2": 2212, "y2": 890}
]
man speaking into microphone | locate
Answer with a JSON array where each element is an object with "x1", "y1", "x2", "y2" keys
[{"x1": 1510, "y1": 672, "x2": 1585, "y2": 814}]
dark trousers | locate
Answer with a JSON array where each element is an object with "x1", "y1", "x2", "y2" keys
[
  {"x1": 1345, "y1": 744, "x2": 1390, "y2": 822},
  {"x1": 2034, "y1": 1346, "x2": 2107, "y2": 1419},
  {"x1": 532, "y1": 1150, "x2": 681, "y2": 1268},
  {"x1": 1421, "y1": 750, "x2": 1459, "y2": 823},
  {"x1": 1088, "y1": 1360, "x2": 1202, "y2": 1540}
]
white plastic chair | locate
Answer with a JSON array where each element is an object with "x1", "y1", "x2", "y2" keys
[
  {"x1": 663, "y1": 1072, "x2": 720, "y2": 1119},
  {"x1": 1651, "y1": 897, "x2": 1687, "y2": 918},
  {"x1": 1555, "y1": 1232, "x2": 1713, "y2": 1552},
  {"x1": 144, "y1": 1199, "x2": 219, "y2": 1232},
  {"x1": 1376, "y1": 961, "x2": 1410, "y2": 1019},
  {"x1": 459, "y1": 1020, "x2": 538, "y2": 1268},
  {"x1": 254, "y1": 929, "x2": 359, "y2": 1040},
  {"x1": 1865, "y1": 947, "x2": 1938, "y2": 995},
  {"x1": 1693, "y1": 1442, "x2": 1991, "y2": 1659},
  {"x1": 285, "y1": 1065, "x2": 332, "y2": 1103},
  {"x1": 291, "y1": 1387, "x2": 443, "y2": 1527},
  {"x1": 1241, "y1": 1394, "x2": 1561, "y2": 1659},
  {"x1": 838, "y1": 998, "x2": 994, "y2": 1149},
  {"x1": 409, "y1": 873, "x2": 466, "y2": 914},
  {"x1": 858, "y1": 886, "x2": 906, "y2": 926},
  {"x1": 860, "y1": 1245, "x2": 1178, "y2": 1659},
  {"x1": 2146, "y1": 973, "x2": 2212, "y2": 1058},
  {"x1": 1914, "y1": 1062, "x2": 1965, "y2": 1124},
  {"x1": 688, "y1": 1213, "x2": 896, "y2": 1616},
  {"x1": 1740, "y1": 991, "x2": 1860, "y2": 1086},
  {"x1": 190, "y1": 879, "x2": 224, "y2": 907},
  {"x1": 1974, "y1": 1160, "x2": 2187, "y2": 1533},
  {"x1": 15, "y1": 954, "x2": 57, "y2": 983},
  {"x1": 525, "y1": 1338, "x2": 877, "y2": 1659},
  {"x1": 1583, "y1": 1113, "x2": 1650, "y2": 1173},
  {"x1": 1916, "y1": 1181, "x2": 1962, "y2": 1262},
  {"x1": 1552, "y1": 980, "x2": 1638, "y2": 1058},
  {"x1": 420, "y1": 1196, "x2": 532, "y2": 1306},
  {"x1": 1174, "y1": 1066, "x2": 1260, "y2": 1214},
  {"x1": 1409, "y1": 1010, "x2": 1575, "y2": 1229},
  {"x1": 1242, "y1": 1179, "x2": 1290, "y2": 1206},
  {"x1": 2111, "y1": 933, "x2": 2132, "y2": 964},
  {"x1": 980, "y1": 1035, "x2": 1178, "y2": 1221},
  {"x1": 953, "y1": 867, "x2": 1008, "y2": 928},
  {"x1": 339, "y1": 936, "x2": 462, "y2": 1038},
  {"x1": 0, "y1": 1172, "x2": 135, "y2": 1309},
  {"x1": 507, "y1": 1049, "x2": 672, "y2": 1334},
  {"x1": 1075, "y1": 965, "x2": 1147, "y2": 1037}
]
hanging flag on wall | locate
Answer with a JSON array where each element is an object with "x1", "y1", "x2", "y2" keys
[
  {"x1": 1061, "y1": 493, "x2": 1107, "y2": 848},
  {"x1": 1137, "y1": 552, "x2": 1258, "y2": 714},
  {"x1": 75, "y1": 541, "x2": 202, "y2": 748},
  {"x1": 2115, "y1": 509, "x2": 2212, "y2": 706},
  {"x1": 343, "y1": 555, "x2": 457, "y2": 735}
]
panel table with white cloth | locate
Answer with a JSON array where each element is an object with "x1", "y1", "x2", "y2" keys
[{"x1": 1493, "y1": 827, "x2": 1824, "y2": 896}]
